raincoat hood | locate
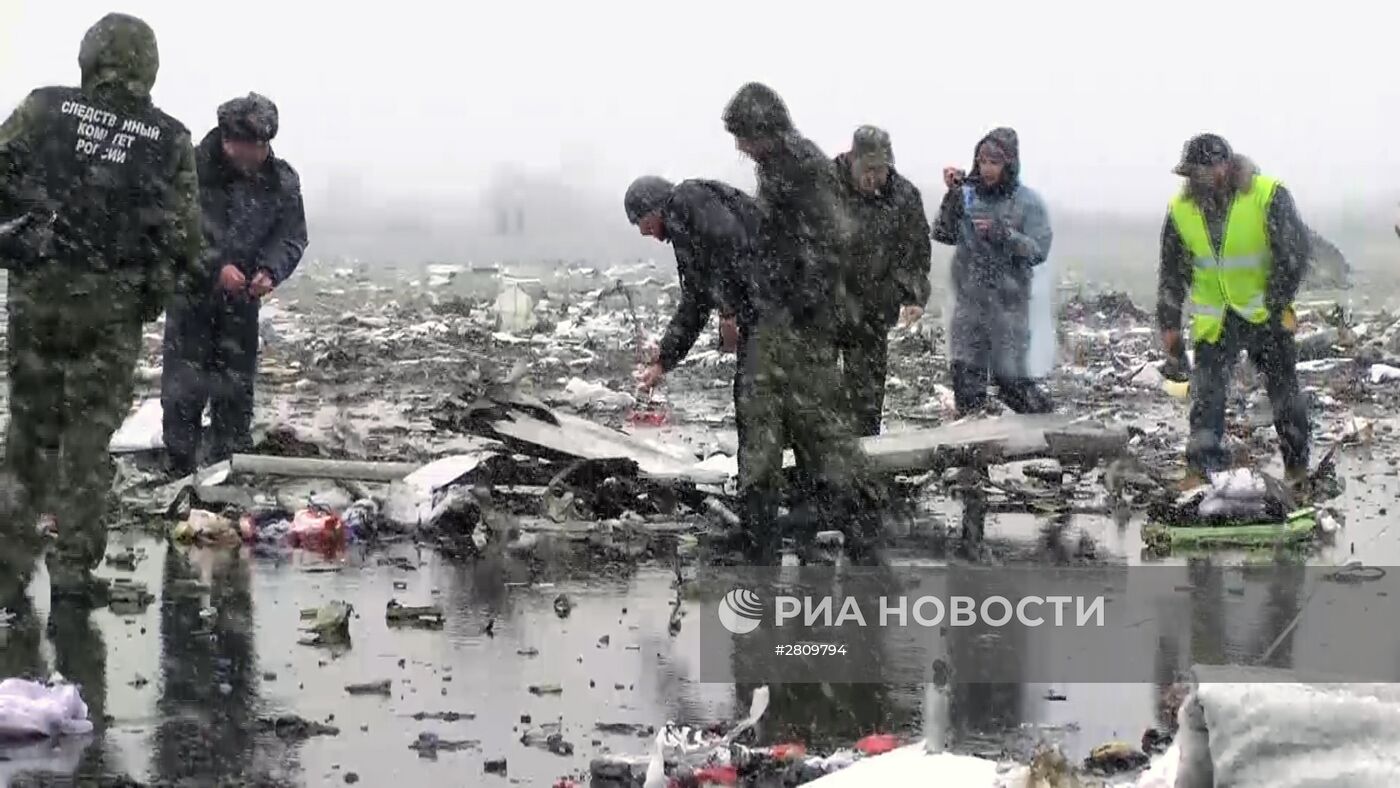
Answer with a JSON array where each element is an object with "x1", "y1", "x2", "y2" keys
[
  {"x1": 722, "y1": 82, "x2": 794, "y2": 140},
  {"x1": 969, "y1": 127, "x2": 1020, "y2": 196},
  {"x1": 78, "y1": 13, "x2": 159, "y2": 99}
]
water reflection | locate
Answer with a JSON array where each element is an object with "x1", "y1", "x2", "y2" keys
[
  {"x1": 151, "y1": 547, "x2": 280, "y2": 784},
  {"x1": 737, "y1": 562, "x2": 919, "y2": 748}
]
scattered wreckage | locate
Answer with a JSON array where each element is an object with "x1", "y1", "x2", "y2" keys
[{"x1": 76, "y1": 261, "x2": 1400, "y2": 785}]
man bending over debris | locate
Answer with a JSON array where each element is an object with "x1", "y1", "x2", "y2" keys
[
  {"x1": 1157, "y1": 134, "x2": 1311, "y2": 490},
  {"x1": 722, "y1": 82, "x2": 878, "y2": 563},
  {"x1": 625, "y1": 175, "x2": 758, "y2": 390},
  {"x1": 0, "y1": 13, "x2": 202, "y2": 603},
  {"x1": 161, "y1": 93, "x2": 307, "y2": 478},
  {"x1": 934, "y1": 127, "x2": 1054, "y2": 416},
  {"x1": 833, "y1": 125, "x2": 932, "y2": 435}
]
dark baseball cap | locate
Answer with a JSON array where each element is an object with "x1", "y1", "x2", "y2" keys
[{"x1": 1173, "y1": 133, "x2": 1232, "y2": 175}]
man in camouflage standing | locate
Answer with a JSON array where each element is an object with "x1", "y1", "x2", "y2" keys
[
  {"x1": 0, "y1": 13, "x2": 202, "y2": 603},
  {"x1": 833, "y1": 125, "x2": 932, "y2": 436},
  {"x1": 722, "y1": 82, "x2": 879, "y2": 563}
]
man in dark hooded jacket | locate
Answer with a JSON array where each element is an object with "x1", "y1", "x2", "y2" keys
[
  {"x1": 625, "y1": 175, "x2": 757, "y2": 389},
  {"x1": 833, "y1": 125, "x2": 932, "y2": 435},
  {"x1": 0, "y1": 13, "x2": 202, "y2": 602},
  {"x1": 722, "y1": 82, "x2": 876, "y2": 563},
  {"x1": 933, "y1": 127, "x2": 1053, "y2": 416},
  {"x1": 160, "y1": 93, "x2": 308, "y2": 477}
]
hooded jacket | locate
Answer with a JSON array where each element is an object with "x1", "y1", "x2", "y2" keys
[
  {"x1": 0, "y1": 12, "x2": 201, "y2": 325},
  {"x1": 1156, "y1": 155, "x2": 1310, "y2": 332},
  {"x1": 834, "y1": 152, "x2": 932, "y2": 327},
  {"x1": 933, "y1": 127, "x2": 1052, "y2": 297},
  {"x1": 655, "y1": 178, "x2": 759, "y2": 371},
  {"x1": 722, "y1": 83, "x2": 851, "y2": 332},
  {"x1": 192, "y1": 127, "x2": 307, "y2": 289}
]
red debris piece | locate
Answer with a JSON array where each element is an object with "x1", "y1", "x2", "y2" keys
[
  {"x1": 691, "y1": 764, "x2": 739, "y2": 785},
  {"x1": 855, "y1": 733, "x2": 900, "y2": 756},
  {"x1": 769, "y1": 742, "x2": 808, "y2": 760},
  {"x1": 626, "y1": 404, "x2": 672, "y2": 427}
]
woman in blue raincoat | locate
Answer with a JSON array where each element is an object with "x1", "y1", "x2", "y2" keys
[{"x1": 933, "y1": 127, "x2": 1054, "y2": 416}]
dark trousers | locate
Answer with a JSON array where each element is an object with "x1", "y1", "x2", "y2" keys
[
  {"x1": 950, "y1": 362, "x2": 1053, "y2": 416},
  {"x1": 161, "y1": 293, "x2": 261, "y2": 474},
  {"x1": 735, "y1": 322, "x2": 876, "y2": 562},
  {"x1": 4, "y1": 297, "x2": 142, "y2": 572},
  {"x1": 1187, "y1": 312, "x2": 1310, "y2": 475},
  {"x1": 837, "y1": 321, "x2": 889, "y2": 437}
]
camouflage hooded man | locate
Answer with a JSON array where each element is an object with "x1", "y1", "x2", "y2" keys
[
  {"x1": 721, "y1": 82, "x2": 877, "y2": 563},
  {"x1": 625, "y1": 175, "x2": 758, "y2": 390},
  {"x1": 833, "y1": 125, "x2": 932, "y2": 435},
  {"x1": 1157, "y1": 134, "x2": 1311, "y2": 490},
  {"x1": 933, "y1": 127, "x2": 1053, "y2": 416},
  {"x1": 0, "y1": 13, "x2": 202, "y2": 602},
  {"x1": 161, "y1": 93, "x2": 308, "y2": 478}
]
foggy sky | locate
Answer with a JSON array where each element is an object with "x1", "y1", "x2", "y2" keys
[{"x1": 3, "y1": 0, "x2": 1398, "y2": 220}]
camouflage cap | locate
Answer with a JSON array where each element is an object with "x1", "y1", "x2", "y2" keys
[
  {"x1": 851, "y1": 125, "x2": 893, "y2": 166},
  {"x1": 218, "y1": 93, "x2": 279, "y2": 142}
]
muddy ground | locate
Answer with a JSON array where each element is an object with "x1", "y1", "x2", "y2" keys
[{"x1": 2, "y1": 258, "x2": 1400, "y2": 786}]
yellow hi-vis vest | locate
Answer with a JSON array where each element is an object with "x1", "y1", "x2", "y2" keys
[{"x1": 1169, "y1": 174, "x2": 1280, "y2": 345}]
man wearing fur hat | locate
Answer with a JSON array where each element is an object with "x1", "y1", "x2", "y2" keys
[
  {"x1": 161, "y1": 93, "x2": 308, "y2": 478},
  {"x1": 1157, "y1": 133, "x2": 1312, "y2": 490}
]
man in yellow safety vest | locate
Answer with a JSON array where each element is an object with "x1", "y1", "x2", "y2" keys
[{"x1": 1156, "y1": 134, "x2": 1312, "y2": 491}]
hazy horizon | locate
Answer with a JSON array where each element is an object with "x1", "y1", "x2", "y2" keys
[{"x1": 4, "y1": 1, "x2": 1398, "y2": 266}]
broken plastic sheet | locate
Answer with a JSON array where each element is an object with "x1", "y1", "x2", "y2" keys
[
  {"x1": 1166, "y1": 665, "x2": 1400, "y2": 787},
  {"x1": 109, "y1": 398, "x2": 212, "y2": 454},
  {"x1": 109, "y1": 398, "x2": 164, "y2": 453},
  {"x1": 492, "y1": 282, "x2": 537, "y2": 334},
  {"x1": 0, "y1": 676, "x2": 93, "y2": 740},
  {"x1": 383, "y1": 454, "x2": 487, "y2": 529}
]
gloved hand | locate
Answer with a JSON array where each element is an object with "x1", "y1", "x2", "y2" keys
[{"x1": 1279, "y1": 305, "x2": 1297, "y2": 334}]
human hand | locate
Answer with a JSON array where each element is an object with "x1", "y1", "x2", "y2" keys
[
  {"x1": 250, "y1": 270, "x2": 275, "y2": 299},
  {"x1": 897, "y1": 305, "x2": 924, "y2": 328},
  {"x1": 636, "y1": 362, "x2": 665, "y2": 392},
  {"x1": 218, "y1": 264, "x2": 247, "y2": 295},
  {"x1": 718, "y1": 316, "x2": 739, "y2": 353},
  {"x1": 943, "y1": 167, "x2": 966, "y2": 189}
]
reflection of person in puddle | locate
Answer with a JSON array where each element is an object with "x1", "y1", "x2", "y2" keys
[
  {"x1": 152, "y1": 546, "x2": 266, "y2": 784},
  {"x1": 731, "y1": 565, "x2": 915, "y2": 750}
]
